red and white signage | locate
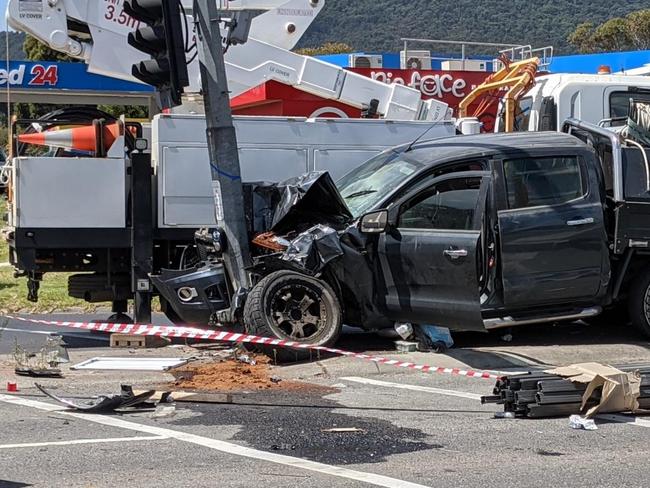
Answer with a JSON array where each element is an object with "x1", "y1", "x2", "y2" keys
[
  {"x1": 231, "y1": 68, "x2": 497, "y2": 130},
  {"x1": 349, "y1": 68, "x2": 491, "y2": 106}
]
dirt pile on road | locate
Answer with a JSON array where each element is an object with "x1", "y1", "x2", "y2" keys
[{"x1": 170, "y1": 355, "x2": 320, "y2": 393}]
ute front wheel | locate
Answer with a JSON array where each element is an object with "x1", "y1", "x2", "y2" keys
[{"x1": 243, "y1": 270, "x2": 342, "y2": 363}]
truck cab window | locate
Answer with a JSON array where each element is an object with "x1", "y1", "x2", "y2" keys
[
  {"x1": 398, "y1": 177, "x2": 482, "y2": 230},
  {"x1": 610, "y1": 91, "x2": 650, "y2": 119},
  {"x1": 497, "y1": 97, "x2": 532, "y2": 133},
  {"x1": 504, "y1": 156, "x2": 584, "y2": 209}
]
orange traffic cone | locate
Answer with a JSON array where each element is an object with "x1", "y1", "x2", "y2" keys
[{"x1": 18, "y1": 122, "x2": 121, "y2": 153}]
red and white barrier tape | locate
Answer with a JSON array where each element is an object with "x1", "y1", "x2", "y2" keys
[{"x1": 3, "y1": 315, "x2": 501, "y2": 380}]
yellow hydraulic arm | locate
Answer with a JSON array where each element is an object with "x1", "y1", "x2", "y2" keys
[{"x1": 458, "y1": 57, "x2": 540, "y2": 132}]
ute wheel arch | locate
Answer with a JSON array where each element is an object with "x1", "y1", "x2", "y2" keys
[{"x1": 243, "y1": 270, "x2": 342, "y2": 363}]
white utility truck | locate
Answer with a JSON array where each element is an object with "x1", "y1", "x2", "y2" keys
[
  {"x1": 3, "y1": 0, "x2": 459, "y2": 320},
  {"x1": 503, "y1": 73, "x2": 650, "y2": 132}
]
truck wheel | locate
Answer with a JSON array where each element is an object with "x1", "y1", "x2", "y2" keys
[
  {"x1": 243, "y1": 270, "x2": 342, "y2": 363},
  {"x1": 628, "y1": 271, "x2": 650, "y2": 338}
]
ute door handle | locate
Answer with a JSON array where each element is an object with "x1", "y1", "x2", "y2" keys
[
  {"x1": 567, "y1": 217, "x2": 594, "y2": 226},
  {"x1": 443, "y1": 248, "x2": 468, "y2": 259}
]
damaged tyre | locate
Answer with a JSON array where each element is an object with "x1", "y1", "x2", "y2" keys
[{"x1": 243, "y1": 270, "x2": 342, "y2": 363}]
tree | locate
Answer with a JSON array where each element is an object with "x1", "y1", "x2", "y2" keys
[
  {"x1": 98, "y1": 105, "x2": 148, "y2": 119},
  {"x1": 567, "y1": 22, "x2": 596, "y2": 53},
  {"x1": 295, "y1": 42, "x2": 354, "y2": 56},
  {"x1": 20, "y1": 36, "x2": 148, "y2": 119},
  {"x1": 592, "y1": 18, "x2": 634, "y2": 52},
  {"x1": 627, "y1": 10, "x2": 650, "y2": 50},
  {"x1": 23, "y1": 35, "x2": 75, "y2": 62},
  {"x1": 568, "y1": 9, "x2": 650, "y2": 53}
]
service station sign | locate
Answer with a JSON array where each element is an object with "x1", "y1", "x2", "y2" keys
[{"x1": 0, "y1": 60, "x2": 152, "y2": 93}]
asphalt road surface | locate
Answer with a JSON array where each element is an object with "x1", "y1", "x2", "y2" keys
[{"x1": 1, "y1": 314, "x2": 650, "y2": 488}]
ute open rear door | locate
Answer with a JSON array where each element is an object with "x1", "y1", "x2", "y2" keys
[{"x1": 377, "y1": 172, "x2": 490, "y2": 331}]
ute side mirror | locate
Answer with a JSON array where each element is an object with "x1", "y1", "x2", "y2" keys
[{"x1": 360, "y1": 210, "x2": 389, "y2": 233}]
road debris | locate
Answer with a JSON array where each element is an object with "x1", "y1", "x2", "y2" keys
[
  {"x1": 110, "y1": 333, "x2": 170, "y2": 349},
  {"x1": 71, "y1": 357, "x2": 189, "y2": 371},
  {"x1": 321, "y1": 428, "x2": 366, "y2": 433},
  {"x1": 170, "y1": 355, "x2": 328, "y2": 393},
  {"x1": 134, "y1": 389, "x2": 233, "y2": 404},
  {"x1": 394, "y1": 341, "x2": 418, "y2": 353},
  {"x1": 394, "y1": 323, "x2": 414, "y2": 340},
  {"x1": 483, "y1": 362, "x2": 650, "y2": 418},
  {"x1": 569, "y1": 414, "x2": 598, "y2": 431},
  {"x1": 236, "y1": 354, "x2": 257, "y2": 365},
  {"x1": 6, "y1": 382, "x2": 18, "y2": 392},
  {"x1": 152, "y1": 404, "x2": 177, "y2": 418},
  {"x1": 271, "y1": 443, "x2": 296, "y2": 451},
  {"x1": 14, "y1": 334, "x2": 69, "y2": 377},
  {"x1": 36, "y1": 383, "x2": 156, "y2": 413}
]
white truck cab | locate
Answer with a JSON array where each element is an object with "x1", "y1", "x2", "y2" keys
[{"x1": 498, "y1": 73, "x2": 650, "y2": 132}]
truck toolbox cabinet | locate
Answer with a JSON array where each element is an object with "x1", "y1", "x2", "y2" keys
[{"x1": 13, "y1": 157, "x2": 127, "y2": 229}]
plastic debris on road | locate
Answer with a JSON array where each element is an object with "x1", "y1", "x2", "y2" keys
[
  {"x1": 395, "y1": 323, "x2": 414, "y2": 340},
  {"x1": 36, "y1": 383, "x2": 156, "y2": 413},
  {"x1": 569, "y1": 414, "x2": 598, "y2": 430}
]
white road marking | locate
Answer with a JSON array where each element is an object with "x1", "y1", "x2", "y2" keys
[
  {"x1": 0, "y1": 327, "x2": 109, "y2": 341},
  {"x1": 597, "y1": 413, "x2": 650, "y2": 428},
  {"x1": 0, "y1": 436, "x2": 168, "y2": 450},
  {"x1": 0, "y1": 394, "x2": 432, "y2": 488},
  {"x1": 341, "y1": 377, "x2": 483, "y2": 400}
]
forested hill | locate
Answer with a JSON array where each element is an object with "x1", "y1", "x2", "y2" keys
[
  {"x1": 299, "y1": 0, "x2": 650, "y2": 53},
  {"x1": 2, "y1": 1, "x2": 649, "y2": 61}
]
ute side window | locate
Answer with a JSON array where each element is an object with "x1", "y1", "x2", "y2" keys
[
  {"x1": 610, "y1": 91, "x2": 650, "y2": 119},
  {"x1": 503, "y1": 156, "x2": 584, "y2": 209},
  {"x1": 398, "y1": 177, "x2": 482, "y2": 230}
]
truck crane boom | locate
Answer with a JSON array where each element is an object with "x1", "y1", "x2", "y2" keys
[{"x1": 6, "y1": 0, "x2": 448, "y2": 121}]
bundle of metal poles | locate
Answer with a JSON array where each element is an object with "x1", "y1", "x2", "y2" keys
[{"x1": 481, "y1": 365, "x2": 650, "y2": 418}]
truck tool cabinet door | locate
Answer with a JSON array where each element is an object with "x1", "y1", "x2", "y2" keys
[
  {"x1": 378, "y1": 172, "x2": 490, "y2": 331},
  {"x1": 497, "y1": 155, "x2": 607, "y2": 307}
]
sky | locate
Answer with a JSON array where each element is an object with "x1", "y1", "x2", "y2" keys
[{"x1": 1, "y1": 1, "x2": 8, "y2": 29}]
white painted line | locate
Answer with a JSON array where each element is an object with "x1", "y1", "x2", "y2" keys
[
  {"x1": 0, "y1": 436, "x2": 168, "y2": 450},
  {"x1": 0, "y1": 394, "x2": 431, "y2": 488},
  {"x1": 0, "y1": 327, "x2": 109, "y2": 341},
  {"x1": 597, "y1": 413, "x2": 650, "y2": 428},
  {"x1": 341, "y1": 377, "x2": 482, "y2": 401}
]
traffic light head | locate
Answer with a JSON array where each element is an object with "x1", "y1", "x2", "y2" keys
[{"x1": 124, "y1": 0, "x2": 189, "y2": 109}]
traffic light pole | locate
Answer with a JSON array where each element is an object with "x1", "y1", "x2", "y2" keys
[{"x1": 193, "y1": 0, "x2": 252, "y2": 296}]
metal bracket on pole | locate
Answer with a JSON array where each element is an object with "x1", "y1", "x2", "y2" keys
[
  {"x1": 130, "y1": 150, "x2": 153, "y2": 324},
  {"x1": 193, "y1": 0, "x2": 252, "y2": 297}
]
